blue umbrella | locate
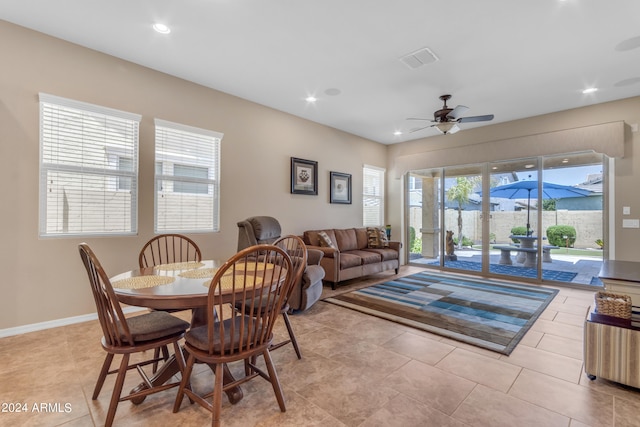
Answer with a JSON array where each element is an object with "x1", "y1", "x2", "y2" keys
[{"x1": 478, "y1": 180, "x2": 592, "y2": 235}]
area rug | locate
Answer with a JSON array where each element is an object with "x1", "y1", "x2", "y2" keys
[
  {"x1": 426, "y1": 259, "x2": 578, "y2": 282},
  {"x1": 324, "y1": 271, "x2": 558, "y2": 355}
]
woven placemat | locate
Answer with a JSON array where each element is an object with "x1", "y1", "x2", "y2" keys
[
  {"x1": 113, "y1": 275, "x2": 175, "y2": 289},
  {"x1": 155, "y1": 261, "x2": 205, "y2": 271},
  {"x1": 203, "y1": 274, "x2": 264, "y2": 290},
  {"x1": 235, "y1": 262, "x2": 273, "y2": 272},
  {"x1": 179, "y1": 267, "x2": 220, "y2": 279}
]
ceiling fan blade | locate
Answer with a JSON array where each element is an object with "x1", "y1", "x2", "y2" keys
[
  {"x1": 446, "y1": 105, "x2": 469, "y2": 120},
  {"x1": 406, "y1": 117, "x2": 432, "y2": 121},
  {"x1": 458, "y1": 114, "x2": 494, "y2": 123},
  {"x1": 409, "y1": 125, "x2": 431, "y2": 133}
]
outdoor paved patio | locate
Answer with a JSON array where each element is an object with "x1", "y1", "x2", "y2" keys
[{"x1": 411, "y1": 249, "x2": 603, "y2": 287}]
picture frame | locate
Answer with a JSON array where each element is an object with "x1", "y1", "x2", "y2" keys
[
  {"x1": 290, "y1": 157, "x2": 318, "y2": 195},
  {"x1": 330, "y1": 171, "x2": 351, "y2": 204}
]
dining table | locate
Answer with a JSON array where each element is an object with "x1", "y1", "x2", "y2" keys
[{"x1": 110, "y1": 259, "x2": 277, "y2": 405}]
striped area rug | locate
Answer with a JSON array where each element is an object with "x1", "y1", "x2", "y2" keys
[{"x1": 325, "y1": 271, "x2": 558, "y2": 355}]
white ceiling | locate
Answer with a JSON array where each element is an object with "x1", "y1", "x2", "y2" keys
[{"x1": 3, "y1": 0, "x2": 640, "y2": 144}]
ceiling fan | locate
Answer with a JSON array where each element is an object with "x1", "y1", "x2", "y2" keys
[{"x1": 407, "y1": 94, "x2": 494, "y2": 135}]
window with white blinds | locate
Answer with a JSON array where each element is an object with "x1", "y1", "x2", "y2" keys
[
  {"x1": 363, "y1": 164, "x2": 385, "y2": 227},
  {"x1": 39, "y1": 94, "x2": 140, "y2": 237},
  {"x1": 154, "y1": 119, "x2": 222, "y2": 233}
]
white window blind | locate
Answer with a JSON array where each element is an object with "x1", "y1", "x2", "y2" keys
[
  {"x1": 363, "y1": 164, "x2": 385, "y2": 227},
  {"x1": 155, "y1": 119, "x2": 222, "y2": 233},
  {"x1": 39, "y1": 93, "x2": 140, "y2": 237}
]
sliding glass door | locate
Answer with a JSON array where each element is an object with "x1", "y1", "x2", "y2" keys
[{"x1": 406, "y1": 152, "x2": 604, "y2": 287}]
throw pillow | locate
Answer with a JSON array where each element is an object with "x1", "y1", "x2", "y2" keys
[
  {"x1": 317, "y1": 231, "x2": 337, "y2": 249},
  {"x1": 367, "y1": 227, "x2": 389, "y2": 248}
]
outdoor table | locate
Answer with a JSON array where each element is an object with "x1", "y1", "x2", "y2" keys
[{"x1": 510, "y1": 235, "x2": 538, "y2": 267}]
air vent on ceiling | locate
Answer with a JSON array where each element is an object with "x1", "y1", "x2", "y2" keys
[{"x1": 399, "y1": 47, "x2": 439, "y2": 69}]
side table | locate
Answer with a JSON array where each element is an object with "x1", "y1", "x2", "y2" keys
[{"x1": 584, "y1": 307, "x2": 640, "y2": 388}]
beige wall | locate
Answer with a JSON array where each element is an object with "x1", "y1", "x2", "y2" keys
[
  {"x1": 2, "y1": 19, "x2": 640, "y2": 331},
  {"x1": 0, "y1": 21, "x2": 387, "y2": 330},
  {"x1": 386, "y1": 98, "x2": 640, "y2": 266}
]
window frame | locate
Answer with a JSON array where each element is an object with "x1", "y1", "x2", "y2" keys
[
  {"x1": 363, "y1": 164, "x2": 385, "y2": 227},
  {"x1": 38, "y1": 93, "x2": 140, "y2": 238},
  {"x1": 154, "y1": 119, "x2": 223, "y2": 234}
]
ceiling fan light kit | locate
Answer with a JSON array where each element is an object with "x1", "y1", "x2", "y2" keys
[
  {"x1": 434, "y1": 122, "x2": 459, "y2": 134},
  {"x1": 407, "y1": 94, "x2": 494, "y2": 135}
]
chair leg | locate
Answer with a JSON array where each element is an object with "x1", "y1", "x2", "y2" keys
[
  {"x1": 263, "y1": 349, "x2": 286, "y2": 412},
  {"x1": 152, "y1": 345, "x2": 170, "y2": 373},
  {"x1": 92, "y1": 352, "x2": 114, "y2": 400},
  {"x1": 105, "y1": 354, "x2": 129, "y2": 427},
  {"x1": 282, "y1": 312, "x2": 301, "y2": 359},
  {"x1": 173, "y1": 353, "x2": 195, "y2": 413},
  {"x1": 213, "y1": 363, "x2": 224, "y2": 427}
]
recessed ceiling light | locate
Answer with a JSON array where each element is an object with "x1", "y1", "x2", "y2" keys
[
  {"x1": 562, "y1": 158, "x2": 569, "y2": 163},
  {"x1": 153, "y1": 23, "x2": 171, "y2": 34},
  {"x1": 525, "y1": 164, "x2": 535, "y2": 169},
  {"x1": 582, "y1": 87, "x2": 598, "y2": 94},
  {"x1": 305, "y1": 96, "x2": 317, "y2": 103},
  {"x1": 394, "y1": 131, "x2": 403, "y2": 136}
]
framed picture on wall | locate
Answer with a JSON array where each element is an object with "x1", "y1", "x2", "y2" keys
[
  {"x1": 330, "y1": 171, "x2": 351, "y2": 204},
  {"x1": 291, "y1": 157, "x2": 318, "y2": 195}
]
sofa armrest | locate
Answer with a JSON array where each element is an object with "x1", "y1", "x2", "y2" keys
[
  {"x1": 388, "y1": 241, "x2": 402, "y2": 252},
  {"x1": 307, "y1": 248, "x2": 324, "y2": 265},
  {"x1": 306, "y1": 245, "x2": 339, "y2": 259}
]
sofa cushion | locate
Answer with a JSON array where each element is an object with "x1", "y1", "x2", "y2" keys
[
  {"x1": 345, "y1": 250, "x2": 382, "y2": 265},
  {"x1": 334, "y1": 228, "x2": 358, "y2": 251},
  {"x1": 304, "y1": 229, "x2": 336, "y2": 247},
  {"x1": 366, "y1": 227, "x2": 389, "y2": 248},
  {"x1": 317, "y1": 231, "x2": 338, "y2": 249},
  {"x1": 354, "y1": 228, "x2": 369, "y2": 250},
  {"x1": 339, "y1": 252, "x2": 363, "y2": 269},
  {"x1": 363, "y1": 247, "x2": 398, "y2": 261}
]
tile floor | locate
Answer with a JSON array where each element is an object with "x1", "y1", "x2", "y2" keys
[{"x1": 1, "y1": 266, "x2": 639, "y2": 427}]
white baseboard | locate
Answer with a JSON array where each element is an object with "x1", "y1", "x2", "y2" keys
[{"x1": 0, "y1": 306, "x2": 147, "y2": 338}]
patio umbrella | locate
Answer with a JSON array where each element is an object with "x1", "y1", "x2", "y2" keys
[{"x1": 478, "y1": 180, "x2": 592, "y2": 236}]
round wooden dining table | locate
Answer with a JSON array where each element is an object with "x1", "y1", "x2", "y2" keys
[{"x1": 110, "y1": 259, "x2": 250, "y2": 404}]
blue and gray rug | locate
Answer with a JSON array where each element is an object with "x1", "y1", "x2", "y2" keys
[
  {"x1": 428, "y1": 260, "x2": 577, "y2": 282},
  {"x1": 325, "y1": 271, "x2": 558, "y2": 355}
]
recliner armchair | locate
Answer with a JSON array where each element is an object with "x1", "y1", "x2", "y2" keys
[{"x1": 237, "y1": 216, "x2": 324, "y2": 311}]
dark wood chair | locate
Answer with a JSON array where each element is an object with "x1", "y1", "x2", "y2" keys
[
  {"x1": 235, "y1": 235, "x2": 307, "y2": 359},
  {"x1": 78, "y1": 243, "x2": 190, "y2": 427},
  {"x1": 265, "y1": 235, "x2": 307, "y2": 358},
  {"x1": 173, "y1": 244, "x2": 293, "y2": 427},
  {"x1": 139, "y1": 233, "x2": 202, "y2": 269},
  {"x1": 139, "y1": 233, "x2": 202, "y2": 371}
]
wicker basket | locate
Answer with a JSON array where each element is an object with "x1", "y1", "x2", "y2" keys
[{"x1": 595, "y1": 291, "x2": 632, "y2": 319}]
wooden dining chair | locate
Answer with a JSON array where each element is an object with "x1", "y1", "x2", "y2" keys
[
  {"x1": 138, "y1": 233, "x2": 202, "y2": 269},
  {"x1": 173, "y1": 244, "x2": 293, "y2": 427},
  {"x1": 139, "y1": 233, "x2": 202, "y2": 371},
  {"x1": 271, "y1": 236, "x2": 307, "y2": 358},
  {"x1": 244, "y1": 235, "x2": 307, "y2": 359},
  {"x1": 79, "y1": 243, "x2": 190, "y2": 427}
]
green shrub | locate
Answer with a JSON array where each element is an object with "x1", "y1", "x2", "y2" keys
[
  {"x1": 453, "y1": 236, "x2": 473, "y2": 247},
  {"x1": 510, "y1": 226, "x2": 529, "y2": 243},
  {"x1": 411, "y1": 236, "x2": 422, "y2": 253},
  {"x1": 546, "y1": 225, "x2": 576, "y2": 247},
  {"x1": 409, "y1": 226, "x2": 417, "y2": 253}
]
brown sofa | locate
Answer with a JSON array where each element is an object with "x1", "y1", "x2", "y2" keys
[{"x1": 303, "y1": 227, "x2": 401, "y2": 289}]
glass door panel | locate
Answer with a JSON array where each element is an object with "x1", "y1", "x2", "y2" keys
[
  {"x1": 541, "y1": 153, "x2": 604, "y2": 286},
  {"x1": 442, "y1": 165, "x2": 483, "y2": 273},
  {"x1": 487, "y1": 159, "x2": 540, "y2": 280},
  {"x1": 407, "y1": 169, "x2": 442, "y2": 266}
]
